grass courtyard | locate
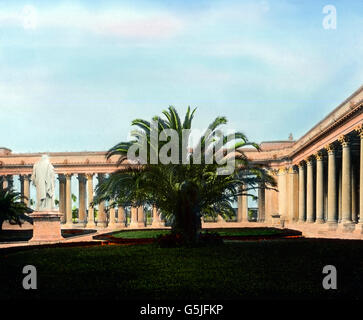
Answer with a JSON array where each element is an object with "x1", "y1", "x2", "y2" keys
[
  {"x1": 110, "y1": 228, "x2": 286, "y2": 239},
  {"x1": 1, "y1": 237, "x2": 362, "y2": 300}
]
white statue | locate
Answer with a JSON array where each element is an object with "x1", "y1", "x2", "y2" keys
[{"x1": 31, "y1": 154, "x2": 55, "y2": 211}]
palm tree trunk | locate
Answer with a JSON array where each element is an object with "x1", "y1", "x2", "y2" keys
[{"x1": 174, "y1": 204, "x2": 201, "y2": 244}]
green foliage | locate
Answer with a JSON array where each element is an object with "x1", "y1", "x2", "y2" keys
[
  {"x1": 0, "y1": 188, "x2": 31, "y2": 231},
  {"x1": 94, "y1": 106, "x2": 277, "y2": 243},
  {"x1": 72, "y1": 206, "x2": 78, "y2": 221}
]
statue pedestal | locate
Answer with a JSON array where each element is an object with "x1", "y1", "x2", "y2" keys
[{"x1": 29, "y1": 210, "x2": 63, "y2": 243}]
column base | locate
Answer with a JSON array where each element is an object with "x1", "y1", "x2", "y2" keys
[
  {"x1": 315, "y1": 219, "x2": 325, "y2": 224},
  {"x1": 107, "y1": 222, "x2": 118, "y2": 229},
  {"x1": 74, "y1": 221, "x2": 87, "y2": 228},
  {"x1": 151, "y1": 221, "x2": 165, "y2": 228},
  {"x1": 115, "y1": 222, "x2": 126, "y2": 229},
  {"x1": 338, "y1": 221, "x2": 355, "y2": 233},
  {"x1": 129, "y1": 221, "x2": 145, "y2": 228},
  {"x1": 62, "y1": 223, "x2": 75, "y2": 229},
  {"x1": 353, "y1": 223, "x2": 363, "y2": 235},
  {"x1": 85, "y1": 221, "x2": 96, "y2": 228},
  {"x1": 326, "y1": 221, "x2": 338, "y2": 231},
  {"x1": 96, "y1": 221, "x2": 107, "y2": 228}
]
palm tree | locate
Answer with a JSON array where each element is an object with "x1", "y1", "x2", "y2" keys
[
  {"x1": 94, "y1": 106, "x2": 276, "y2": 243},
  {"x1": 0, "y1": 187, "x2": 32, "y2": 232}
]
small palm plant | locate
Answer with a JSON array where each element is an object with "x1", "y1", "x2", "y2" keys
[
  {"x1": 94, "y1": 106, "x2": 276, "y2": 244},
  {"x1": 0, "y1": 188, "x2": 32, "y2": 232}
]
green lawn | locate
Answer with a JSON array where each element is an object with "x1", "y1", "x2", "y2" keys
[
  {"x1": 112, "y1": 229, "x2": 170, "y2": 239},
  {"x1": 111, "y1": 228, "x2": 285, "y2": 239},
  {"x1": 205, "y1": 228, "x2": 285, "y2": 237},
  {"x1": 1, "y1": 239, "x2": 362, "y2": 300}
]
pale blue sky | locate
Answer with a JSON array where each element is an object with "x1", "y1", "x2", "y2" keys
[{"x1": 1, "y1": 0, "x2": 362, "y2": 153}]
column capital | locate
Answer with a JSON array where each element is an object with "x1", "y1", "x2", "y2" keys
[
  {"x1": 297, "y1": 160, "x2": 305, "y2": 168},
  {"x1": 65, "y1": 173, "x2": 73, "y2": 178},
  {"x1": 355, "y1": 123, "x2": 363, "y2": 138},
  {"x1": 305, "y1": 156, "x2": 314, "y2": 165},
  {"x1": 315, "y1": 151, "x2": 324, "y2": 161},
  {"x1": 325, "y1": 143, "x2": 335, "y2": 154},
  {"x1": 267, "y1": 168, "x2": 278, "y2": 176},
  {"x1": 278, "y1": 167, "x2": 288, "y2": 175},
  {"x1": 338, "y1": 135, "x2": 350, "y2": 147},
  {"x1": 85, "y1": 173, "x2": 94, "y2": 179},
  {"x1": 288, "y1": 166, "x2": 298, "y2": 174},
  {"x1": 77, "y1": 173, "x2": 87, "y2": 183},
  {"x1": 57, "y1": 174, "x2": 66, "y2": 182}
]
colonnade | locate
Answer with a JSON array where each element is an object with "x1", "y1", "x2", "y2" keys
[
  {"x1": 277, "y1": 126, "x2": 362, "y2": 231},
  {"x1": 0, "y1": 172, "x2": 163, "y2": 229},
  {"x1": 1, "y1": 127, "x2": 361, "y2": 232}
]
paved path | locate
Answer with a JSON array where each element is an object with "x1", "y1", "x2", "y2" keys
[{"x1": 1, "y1": 221, "x2": 362, "y2": 250}]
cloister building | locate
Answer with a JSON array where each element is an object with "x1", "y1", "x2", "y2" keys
[{"x1": 1, "y1": 85, "x2": 362, "y2": 239}]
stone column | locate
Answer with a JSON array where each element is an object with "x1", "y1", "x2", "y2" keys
[
  {"x1": 64, "y1": 174, "x2": 73, "y2": 227},
  {"x1": 241, "y1": 194, "x2": 248, "y2": 222},
  {"x1": 2, "y1": 175, "x2": 9, "y2": 189},
  {"x1": 130, "y1": 206, "x2": 138, "y2": 228},
  {"x1": 356, "y1": 125, "x2": 363, "y2": 226},
  {"x1": 237, "y1": 192, "x2": 243, "y2": 222},
  {"x1": 298, "y1": 162, "x2": 306, "y2": 222},
  {"x1": 20, "y1": 175, "x2": 25, "y2": 200},
  {"x1": 25, "y1": 175, "x2": 31, "y2": 206},
  {"x1": 6, "y1": 175, "x2": 13, "y2": 190},
  {"x1": 339, "y1": 135, "x2": 352, "y2": 225},
  {"x1": 58, "y1": 174, "x2": 66, "y2": 223},
  {"x1": 117, "y1": 205, "x2": 126, "y2": 227},
  {"x1": 351, "y1": 165, "x2": 358, "y2": 223},
  {"x1": 258, "y1": 184, "x2": 265, "y2": 222},
  {"x1": 306, "y1": 157, "x2": 315, "y2": 223},
  {"x1": 326, "y1": 144, "x2": 338, "y2": 226},
  {"x1": 338, "y1": 168, "x2": 342, "y2": 222},
  {"x1": 278, "y1": 167, "x2": 287, "y2": 219},
  {"x1": 137, "y1": 205, "x2": 145, "y2": 227},
  {"x1": 2, "y1": 175, "x2": 7, "y2": 189},
  {"x1": 77, "y1": 174, "x2": 87, "y2": 227},
  {"x1": 108, "y1": 205, "x2": 116, "y2": 228},
  {"x1": 288, "y1": 166, "x2": 298, "y2": 223},
  {"x1": 86, "y1": 173, "x2": 96, "y2": 228},
  {"x1": 20, "y1": 174, "x2": 31, "y2": 206},
  {"x1": 151, "y1": 205, "x2": 163, "y2": 227},
  {"x1": 96, "y1": 174, "x2": 107, "y2": 227},
  {"x1": 315, "y1": 152, "x2": 325, "y2": 223},
  {"x1": 237, "y1": 185, "x2": 248, "y2": 223}
]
